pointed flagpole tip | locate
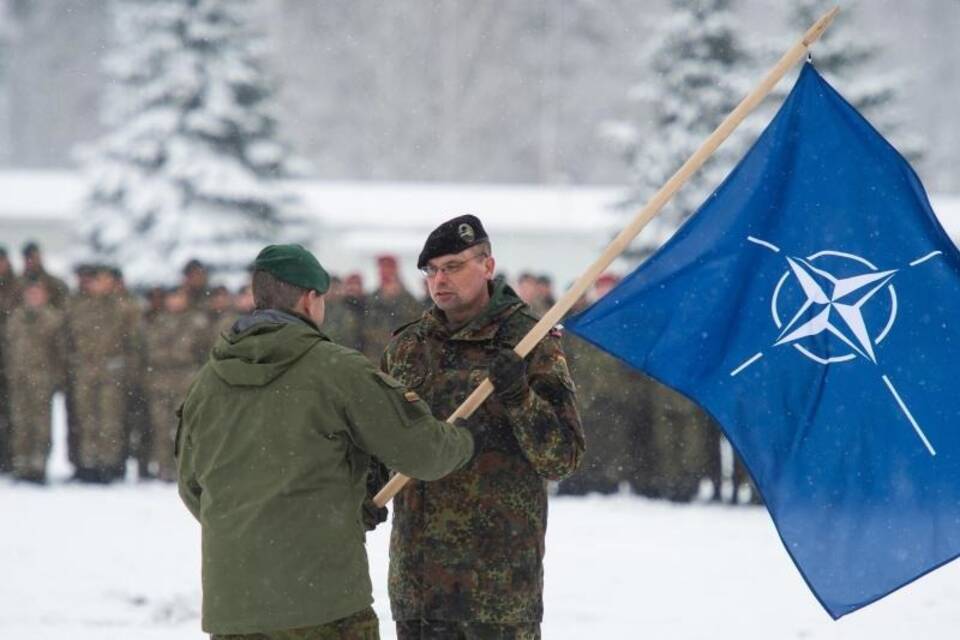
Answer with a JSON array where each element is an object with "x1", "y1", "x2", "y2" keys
[{"x1": 803, "y1": 6, "x2": 840, "y2": 47}]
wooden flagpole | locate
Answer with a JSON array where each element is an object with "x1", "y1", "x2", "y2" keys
[{"x1": 374, "y1": 6, "x2": 840, "y2": 508}]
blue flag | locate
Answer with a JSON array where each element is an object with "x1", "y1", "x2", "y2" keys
[{"x1": 567, "y1": 63, "x2": 960, "y2": 619}]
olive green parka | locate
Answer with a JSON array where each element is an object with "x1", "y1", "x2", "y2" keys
[{"x1": 177, "y1": 310, "x2": 474, "y2": 634}]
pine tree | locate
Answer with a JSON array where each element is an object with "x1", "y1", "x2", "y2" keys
[
  {"x1": 77, "y1": 0, "x2": 303, "y2": 286},
  {"x1": 605, "y1": 0, "x2": 757, "y2": 260},
  {"x1": 786, "y1": 0, "x2": 923, "y2": 162}
]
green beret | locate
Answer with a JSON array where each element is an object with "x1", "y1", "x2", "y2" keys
[
  {"x1": 253, "y1": 244, "x2": 330, "y2": 294},
  {"x1": 418, "y1": 214, "x2": 489, "y2": 268}
]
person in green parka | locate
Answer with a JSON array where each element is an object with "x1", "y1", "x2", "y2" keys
[{"x1": 176, "y1": 244, "x2": 478, "y2": 640}]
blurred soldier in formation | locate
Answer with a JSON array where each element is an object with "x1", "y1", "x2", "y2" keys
[
  {"x1": 4, "y1": 280, "x2": 66, "y2": 484},
  {"x1": 145, "y1": 287, "x2": 210, "y2": 481},
  {"x1": 645, "y1": 382, "x2": 715, "y2": 501},
  {"x1": 535, "y1": 274, "x2": 556, "y2": 313},
  {"x1": 109, "y1": 267, "x2": 153, "y2": 478},
  {"x1": 206, "y1": 285, "x2": 232, "y2": 332},
  {"x1": 213, "y1": 284, "x2": 255, "y2": 338},
  {"x1": 361, "y1": 255, "x2": 422, "y2": 362},
  {"x1": 182, "y1": 259, "x2": 211, "y2": 310},
  {"x1": 64, "y1": 264, "x2": 97, "y2": 470},
  {"x1": 0, "y1": 247, "x2": 22, "y2": 473},
  {"x1": 136, "y1": 287, "x2": 168, "y2": 478},
  {"x1": 559, "y1": 274, "x2": 657, "y2": 496},
  {"x1": 144, "y1": 286, "x2": 166, "y2": 322},
  {"x1": 21, "y1": 241, "x2": 69, "y2": 309},
  {"x1": 322, "y1": 274, "x2": 365, "y2": 352},
  {"x1": 66, "y1": 265, "x2": 144, "y2": 483},
  {"x1": 515, "y1": 272, "x2": 543, "y2": 315}
]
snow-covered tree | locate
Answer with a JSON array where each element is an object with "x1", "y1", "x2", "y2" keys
[
  {"x1": 605, "y1": 0, "x2": 757, "y2": 261},
  {"x1": 785, "y1": 0, "x2": 924, "y2": 162},
  {"x1": 77, "y1": 0, "x2": 304, "y2": 286}
]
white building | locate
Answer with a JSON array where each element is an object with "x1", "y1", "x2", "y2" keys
[{"x1": 1, "y1": 170, "x2": 958, "y2": 295}]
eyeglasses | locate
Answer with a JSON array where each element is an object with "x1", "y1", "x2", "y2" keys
[{"x1": 420, "y1": 250, "x2": 488, "y2": 278}]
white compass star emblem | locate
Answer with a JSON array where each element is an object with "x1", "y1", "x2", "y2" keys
[
  {"x1": 728, "y1": 236, "x2": 945, "y2": 457},
  {"x1": 774, "y1": 256, "x2": 897, "y2": 363}
]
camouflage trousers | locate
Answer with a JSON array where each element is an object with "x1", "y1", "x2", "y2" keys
[
  {"x1": 395, "y1": 620, "x2": 540, "y2": 640},
  {"x1": 147, "y1": 384, "x2": 187, "y2": 482},
  {"x1": 211, "y1": 607, "x2": 379, "y2": 640},
  {"x1": 7, "y1": 374, "x2": 55, "y2": 478},
  {"x1": 72, "y1": 372, "x2": 127, "y2": 471}
]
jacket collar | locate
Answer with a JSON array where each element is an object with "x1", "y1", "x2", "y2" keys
[{"x1": 232, "y1": 308, "x2": 323, "y2": 336}]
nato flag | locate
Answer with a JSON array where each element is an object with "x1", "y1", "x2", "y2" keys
[{"x1": 567, "y1": 63, "x2": 960, "y2": 618}]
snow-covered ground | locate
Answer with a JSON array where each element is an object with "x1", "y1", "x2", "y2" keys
[{"x1": 3, "y1": 401, "x2": 960, "y2": 639}]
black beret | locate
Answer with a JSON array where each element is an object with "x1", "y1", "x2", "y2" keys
[
  {"x1": 418, "y1": 214, "x2": 489, "y2": 268},
  {"x1": 0, "y1": 246, "x2": 7, "y2": 258},
  {"x1": 22, "y1": 241, "x2": 39, "y2": 256}
]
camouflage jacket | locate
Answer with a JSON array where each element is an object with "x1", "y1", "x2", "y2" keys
[
  {"x1": 381, "y1": 281, "x2": 584, "y2": 624},
  {"x1": 0, "y1": 275, "x2": 22, "y2": 370},
  {"x1": 144, "y1": 308, "x2": 211, "y2": 391},
  {"x1": 25, "y1": 269, "x2": 69, "y2": 309},
  {"x1": 363, "y1": 288, "x2": 423, "y2": 362},
  {"x1": 66, "y1": 294, "x2": 144, "y2": 381},
  {"x1": 4, "y1": 305, "x2": 66, "y2": 388},
  {"x1": 323, "y1": 296, "x2": 366, "y2": 354}
]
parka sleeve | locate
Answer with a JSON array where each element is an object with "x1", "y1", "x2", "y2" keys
[
  {"x1": 503, "y1": 334, "x2": 585, "y2": 481},
  {"x1": 175, "y1": 404, "x2": 202, "y2": 521},
  {"x1": 336, "y1": 350, "x2": 474, "y2": 481}
]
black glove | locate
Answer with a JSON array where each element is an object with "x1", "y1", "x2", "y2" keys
[
  {"x1": 361, "y1": 498, "x2": 388, "y2": 531},
  {"x1": 455, "y1": 416, "x2": 490, "y2": 460},
  {"x1": 362, "y1": 459, "x2": 389, "y2": 531},
  {"x1": 489, "y1": 349, "x2": 529, "y2": 406}
]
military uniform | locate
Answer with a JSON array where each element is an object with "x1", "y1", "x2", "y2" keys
[
  {"x1": 646, "y1": 380, "x2": 718, "y2": 502},
  {"x1": 559, "y1": 334, "x2": 652, "y2": 495},
  {"x1": 362, "y1": 288, "x2": 422, "y2": 363},
  {"x1": 0, "y1": 271, "x2": 21, "y2": 472},
  {"x1": 382, "y1": 280, "x2": 584, "y2": 630},
  {"x1": 145, "y1": 307, "x2": 210, "y2": 481},
  {"x1": 323, "y1": 295, "x2": 366, "y2": 353},
  {"x1": 178, "y1": 308, "x2": 474, "y2": 636},
  {"x1": 66, "y1": 293, "x2": 144, "y2": 480},
  {"x1": 3, "y1": 304, "x2": 65, "y2": 481},
  {"x1": 24, "y1": 269, "x2": 69, "y2": 309}
]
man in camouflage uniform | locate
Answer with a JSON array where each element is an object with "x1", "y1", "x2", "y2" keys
[
  {"x1": 145, "y1": 287, "x2": 210, "y2": 481},
  {"x1": 21, "y1": 241, "x2": 69, "y2": 309},
  {"x1": 66, "y1": 266, "x2": 144, "y2": 483},
  {"x1": 0, "y1": 247, "x2": 22, "y2": 473},
  {"x1": 182, "y1": 258, "x2": 211, "y2": 310},
  {"x1": 381, "y1": 215, "x2": 584, "y2": 639},
  {"x1": 323, "y1": 274, "x2": 367, "y2": 353},
  {"x1": 559, "y1": 338, "x2": 647, "y2": 495},
  {"x1": 213, "y1": 284, "x2": 255, "y2": 339},
  {"x1": 4, "y1": 279, "x2": 66, "y2": 483},
  {"x1": 107, "y1": 267, "x2": 154, "y2": 479},
  {"x1": 646, "y1": 381, "x2": 718, "y2": 502},
  {"x1": 362, "y1": 255, "x2": 422, "y2": 363}
]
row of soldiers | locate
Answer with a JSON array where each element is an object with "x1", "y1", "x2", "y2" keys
[
  {"x1": 0, "y1": 246, "x2": 247, "y2": 484},
  {"x1": 0, "y1": 243, "x2": 755, "y2": 502}
]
